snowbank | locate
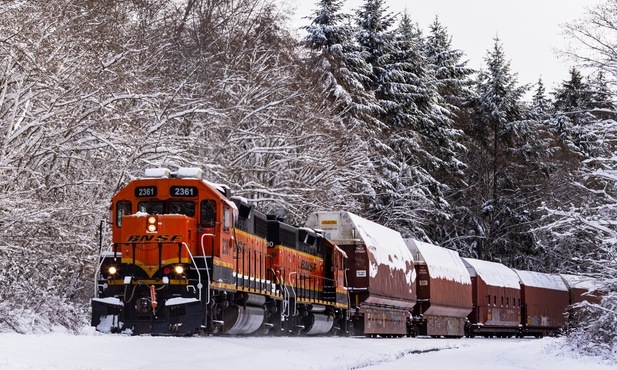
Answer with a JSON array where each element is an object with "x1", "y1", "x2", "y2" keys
[{"x1": 0, "y1": 327, "x2": 614, "y2": 369}]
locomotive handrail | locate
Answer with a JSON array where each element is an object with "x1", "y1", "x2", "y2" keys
[
  {"x1": 182, "y1": 242, "x2": 204, "y2": 303},
  {"x1": 287, "y1": 272, "x2": 298, "y2": 317},
  {"x1": 94, "y1": 249, "x2": 108, "y2": 298},
  {"x1": 199, "y1": 233, "x2": 215, "y2": 305}
]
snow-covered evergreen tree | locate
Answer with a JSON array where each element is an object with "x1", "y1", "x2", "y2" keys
[
  {"x1": 558, "y1": 1, "x2": 617, "y2": 358},
  {"x1": 551, "y1": 67, "x2": 602, "y2": 157},
  {"x1": 424, "y1": 16, "x2": 475, "y2": 110},
  {"x1": 447, "y1": 38, "x2": 555, "y2": 267},
  {"x1": 530, "y1": 78, "x2": 551, "y2": 120},
  {"x1": 301, "y1": 0, "x2": 382, "y2": 216},
  {"x1": 375, "y1": 12, "x2": 467, "y2": 238}
]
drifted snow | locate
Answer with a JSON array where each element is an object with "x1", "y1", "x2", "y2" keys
[
  {"x1": 143, "y1": 168, "x2": 171, "y2": 178},
  {"x1": 560, "y1": 273, "x2": 602, "y2": 291},
  {"x1": 165, "y1": 297, "x2": 199, "y2": 306},
  {"x1": 405, "y1": 239, "x2": 471, "y2": 285},
  {"x1": 92, "y1": 297, "x2": 123, "y2": 306}
]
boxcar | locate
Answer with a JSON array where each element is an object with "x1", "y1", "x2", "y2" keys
[
  {"x1": 305, "y1": 211, "x2": 416, "y2": 337},
  {"x1": 515, "y1": 270, "x2": 570, "y2": 337},
  {"x1": 405, "y1": 239, "x2": 472, "y2": 338},
  {"x1": 463, "y1": 258, "x2": 522, "y2": 338}
]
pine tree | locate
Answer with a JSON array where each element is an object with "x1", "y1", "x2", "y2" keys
[
  {"x1": 588, "y1": 70, "x2": 616, "y2": 121},
  {"x1": 530, "y1": 78, "x2": 550, "y2": 119},
  {"x1": 303, "y1": 0, "x2": 382, "y2": 134},
  {"x1": 302, "y1": 0, "x2": 381, "y2": 214},
  {"x1": 450, "y1": 37, "x2": 552, "y2": 266},
  {"x1": 551, "y1": 67, "x2": 600, "y2": 157},
  {"x1": 424, "y1": 16, "x2": 475, "y2": 110},
  {"x1": 350, "y1": 5, "x2": 465, "y2": 238},
  {"x1": 370, "y1": 10, "x2": 450, "y2": 237}
]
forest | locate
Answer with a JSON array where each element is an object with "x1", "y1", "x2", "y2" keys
[{"x1": 0, "y1": 0, "x2": 615, "y2": 360}]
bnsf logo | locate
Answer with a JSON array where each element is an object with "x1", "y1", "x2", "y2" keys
[
  {"x1": 127, "y1": 234, "x2": 183, "y2": 242},
  {"x1": 301, "y1": 260, "x2": 317, "y2": 272}
]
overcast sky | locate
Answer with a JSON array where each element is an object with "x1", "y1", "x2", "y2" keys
[{"x1": 282, "y1": 0, "x2": 603, "y2": 94}]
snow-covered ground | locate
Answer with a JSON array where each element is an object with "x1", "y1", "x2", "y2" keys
[{"x1": 0, "y1": 327, "x2": 613, "y2": 370}]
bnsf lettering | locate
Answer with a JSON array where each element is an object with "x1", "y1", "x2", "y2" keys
[
  {"x1": 222, "y1": 238, "x2": 230, "y2": 255},
  {"x1": 301, "y1": 260, "x2": 317, "y2": 272},
  {"x1": 127, "y1": 234, "x2": 183, "y2": 242},
  {"x1": 234, "y1": 240, "x2": 247, "y2": 251}
]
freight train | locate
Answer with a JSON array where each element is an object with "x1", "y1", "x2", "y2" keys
[{"x1": 91, "y1": 168, "x2": 600, "y2": 337}]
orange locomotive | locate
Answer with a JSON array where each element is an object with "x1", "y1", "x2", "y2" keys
[{"x1": 91, "y1": 168, "x2": 349, "y2": 335}]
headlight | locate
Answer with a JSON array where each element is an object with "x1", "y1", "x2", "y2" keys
[
  {"x1": 147, "y1": 216, "x2": 158, "y2": 232},
  {"x1": 108, "y1": 266, "x2": 117, "y2": 275},
  {"x1": 174, "y1": 265, "x2": 184, "y2": 275}
]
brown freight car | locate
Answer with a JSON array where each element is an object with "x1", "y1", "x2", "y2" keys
[
  {"x1": 561, "y1": 274, "x2": 602, "y2": 306},
  {"x1": 560, "y1": 274, "x2": 603, "y2": 333},
  {"x1": 515, "y1": 270, "x2": 570, "y2": 337},
  {"x1": 305, "y1": 211, "x2": 416, "y2": 337},
  {"x1": 405, "y1": 239, "x2": 472, "y2": 338},
  {"x1": 463, "y1": 258, "x2": 522, "y2": 338}
]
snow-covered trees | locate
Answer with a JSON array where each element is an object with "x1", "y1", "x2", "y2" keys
[
  {"x1": 306, "y1": 1, "x2": 466, "y2": 238},
  {"x1": 0, "y1": 0, "x2": 152, "y2": 332},
  {"x1": 442, "y1": 39, "x2": 558, "y2": 268},
  {"x1": 548, "y1": 0, "x2": 617, "y2": 359},
  {"x1": 0, "y1": 0, "x2": 616, "y2": 354},
  {"x1": 0, "y1": 0, "x2": 365, "y2": 331}
]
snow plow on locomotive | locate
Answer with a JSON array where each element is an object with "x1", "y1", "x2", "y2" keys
[{"x1": 92, "y1": 168, "x2": 349, "y2": 336}]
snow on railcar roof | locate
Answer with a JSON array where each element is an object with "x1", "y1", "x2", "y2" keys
[
  {"x1": 560, "y1": 273, "x2": 601, "y2": 291},
  {"x1": 305, "y1": 211, "x2": 415, "y2": 284},
  {"x1": 463, "y1": 258, "x2": 520, "y2": 289},
  {"x1": 515, "y1": 269, "x2": 569, "y2": 291},
  {"x1": 345, "y1": 212, "x2": 414, "y2": 281},
  {"x1": 405, "y1": 239, "x2": 470, "y2": 285}
]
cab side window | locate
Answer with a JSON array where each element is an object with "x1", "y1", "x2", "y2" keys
[
  {"x1": 200, "y1": 200, "x2": 217, "y2": 227},
  {"x1": 116, "y1": 201, "x2": 132, "y2": 227},
  {"x1": 223, "y1": 207, "x2": 231, "y2": 231}
]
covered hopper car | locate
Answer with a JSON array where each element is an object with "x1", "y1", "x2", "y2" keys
[
  {"x1": 305, "y1": 211, "x2": 416, "y2": 337},
  {"x1": 463, "y1": 258, "x2": 522, "y2": 338},
  {"x1": 405, "y1": 239, "x2": 472, "y2": 338}
]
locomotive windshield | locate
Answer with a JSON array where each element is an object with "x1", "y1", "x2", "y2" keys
[
  {"x1": 138, "y1": 201, "x2": 165, "y2": 214},
  {"x1": 200, "y1": 199, "x2": 216, "y2": 227},
  {"x1": 116, "y1": 200, "x2": 132, "y2": 227},
  {"x1": 137, "y1": 201, "x2": 195, "y2": 217},
  {"x1": 169, "y1": 201, "x2": 195, "y2": 216}
]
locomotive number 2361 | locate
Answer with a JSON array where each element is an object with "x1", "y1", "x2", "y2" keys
[{"x1": 170, "y1": 186, "x2": 198, "y2": 197}]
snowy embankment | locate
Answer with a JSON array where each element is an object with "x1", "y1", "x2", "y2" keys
[{"x1": 0, "y1": 327, "x2": 613, "y2": 370}]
